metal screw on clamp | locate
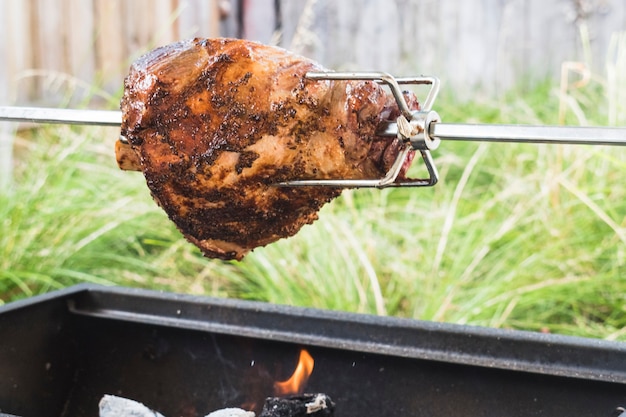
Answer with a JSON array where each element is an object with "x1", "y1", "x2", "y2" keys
[{"x1": 397, "y1": 110, "x2": 442, "y2": 151}]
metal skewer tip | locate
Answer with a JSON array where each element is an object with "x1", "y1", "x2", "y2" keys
[
  {"x1": 0, "y1": 106, "x2": 122, "y2": 127},
  {"x1": 429, "y1": 123, "x2": 626, "y2": 147}
]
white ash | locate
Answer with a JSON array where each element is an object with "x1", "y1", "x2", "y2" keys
[
  {"x1": 206, "y1": 407, "x2": 255, "y2": 417},
  {"x1": 99, "y1": 395, "x2": 165, "y2": 417},
  {"x1": 305, "y1": 394, "x2": 329, "y2": 414},
  {"x1": 99, "y1": 395, "x2": 255, "y2": 417}
]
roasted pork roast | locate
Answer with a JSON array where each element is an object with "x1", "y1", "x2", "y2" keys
[{"x1": 120, "y1": 38, "x2": 418, "y2": 260}]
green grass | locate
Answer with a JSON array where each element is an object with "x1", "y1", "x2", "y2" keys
[{"x1": 1, "y1": 75, "x2": 625, "y2": 341}]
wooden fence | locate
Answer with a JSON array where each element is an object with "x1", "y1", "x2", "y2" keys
[{"x1": 1, "y1": 0, "x2": 625, "y2": 106}]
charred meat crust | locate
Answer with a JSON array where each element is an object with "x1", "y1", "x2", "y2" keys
[{"x1": 121, "y1": 38, "x2": 418, "y2": 260}]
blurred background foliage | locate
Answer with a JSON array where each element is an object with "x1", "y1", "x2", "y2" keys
[{"x1": 1, "y1": 0, "x2": 625, "y2": 341}]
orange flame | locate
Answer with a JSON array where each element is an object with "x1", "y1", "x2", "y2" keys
[{"x1": 274, "y1": 349, "x2": 314, "y2": 396}]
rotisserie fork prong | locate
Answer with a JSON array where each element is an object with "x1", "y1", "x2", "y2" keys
[{"x1": 276, "y1": 71, "x2": 442, "y2": 188}]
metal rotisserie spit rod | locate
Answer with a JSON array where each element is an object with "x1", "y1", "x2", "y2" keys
[
  {"x1": 0, "y1": 106, "x2": 122, "y2": 127},
  {"x1": 1, "y1": 105, "x2": 625, "y2": 147}
]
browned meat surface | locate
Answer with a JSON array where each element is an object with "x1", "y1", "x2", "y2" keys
[{"x1": 120, "y1": 38, "x2": 418, "y2": 260}]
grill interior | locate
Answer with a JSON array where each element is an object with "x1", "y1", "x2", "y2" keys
[{"x1": 1, "y1": 284, "x2": 625, "y2": 417}]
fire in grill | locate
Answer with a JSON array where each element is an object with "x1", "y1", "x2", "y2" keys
[
  {"x1": 98, "y1": 348, "x2": 332, "y2": 417},
  {"x1": 1, "y1": 285, "x2": 626, "y2": 417}
]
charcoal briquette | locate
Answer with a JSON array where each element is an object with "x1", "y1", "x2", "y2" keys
[{"x1": 259, "y1": 394, "x2": 334, "y2": 417}]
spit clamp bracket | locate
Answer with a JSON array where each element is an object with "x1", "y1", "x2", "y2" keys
[{"x1": 277, "y1": 71, "x2": 442, "y2": 189}]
